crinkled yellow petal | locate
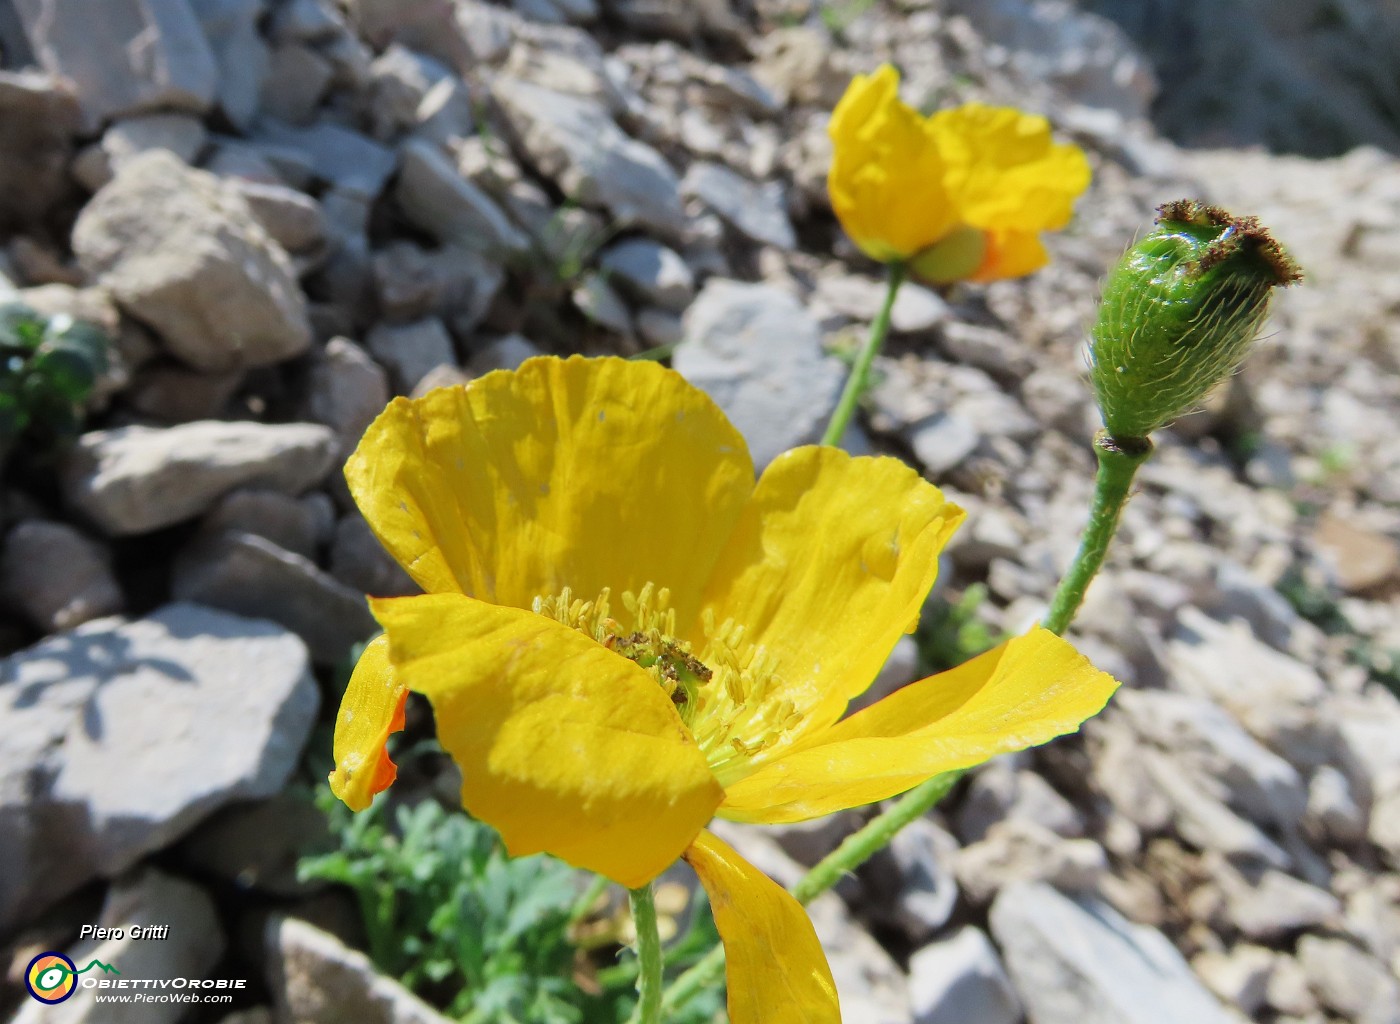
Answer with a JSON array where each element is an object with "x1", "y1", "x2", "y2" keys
[
  {"x1": 697, "y1": 446, "x2": 963, "y2": 755},
  {"x1": 684, "y1": 830, "x2": 839, "y2": 1024},
  {"x1": 347, "y1": 356, "x2": 754, "y2": 623},
  {"x1": 931, "y1": 102, "x2": 1091, "y2": 232},
  {"x1": 970, "y1": 228, "x2": 1051, "y2": 282},
  {"x1": 329, "y1": 633, "x2": 407, "y2": 811},
  {"x1": 828, "y1": 64, "x2": 957, "y2": 261},
  {"x1": 718, "y1": 628, "x2": 1118, "y2": 823},
  {"x1": 371, "y1": 593, "x2": 723, "y2": 888}
]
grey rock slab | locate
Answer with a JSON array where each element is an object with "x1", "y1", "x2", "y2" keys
[
  {"x1": 598, "y1": 237, "x2": 695, "y2": 312},
  {"x1": 1223, "y1": 867, "x2": 1341, "y2": 942},
  {"x1": 956, "y1": 760, "x2": 1084, "y2": 844},
  {"x1": 259, "y1": 43, "x2": 334, "y2": 124},
  {"x1": 1168, "y1": 608, "x2": 1328, "y2": 750},
  {"x1": 1304, "y1": 764, "x2": 1368, "y2": 844},
  {"x1": 232, "y1": 180, "x2": 328, "y2": 255},
  {"x1": 62, "y1": 420, "x2": 336, "y2": 536},
  {"x1": 1114, "y1": 688, "x2": 1307, "y2": 832},
  {"x1": 940, "y1": 321, "x2": 1036, "y2": 378},
  {"x1": 204, "y1": 488, "x2": 334, "y2": 561},
  {"x1": 12, "y1": 868, "x2": 225, "y2": 1024},
  {"x1": 808, "y1": 892, "x2": 913, "y2": 1024},
  {"x1": 991, "y1": 881, "x2": 1238, "y2": 1024},
  {"x1": 414, "y1": 76, "x2": 476, "y2": 146},
  {"x1": 636, "y1": 307, "x2": 682, "y2": 346},
  {"x1": 190, "y1": 0, "x2": 269, "y2": 130},
  {"x1": 15, "y1": 0, "x2": 218, "y2": 126},
  {"x1": 102, "y1": 113, "x2": 208, "y2": 174},
  {"x1": 125, "y1": 363, "x2": 244, "y2": 423},
  {"x1": 908, "y1": 412, "x2": 980, "y2": 476},
  {"x1": 330, "y1": 514, "x2": 418, "y2": 598},
  {"x1": 304, "y1": 337, "x2": 391, "y2": 460},
  {"x1": 267, "y1": 916, "x2": 459, "y2": 1024},
  {"x1": 866, "y1": 815, "x2": 961, "y2": 943},
  {"x1": 180, "y1": 792, "x2": 332, "y2": 897},
  {"x1": 173, "y1": 531, "x2": 378, "y2": 664},
  {"x1": 956, "y1": 820, "x2": 1108, "y2": 904},
  {"x1": 0, "y1": 603, "x2": 317, "y2": 932},
  {"x1": 1329, "y1": 691, "x2": 1400, "y2": 804},
  {"x1": 0, "y1": 70, "x2": 81, "y2": 230},
  {"x1": 682, "y1": 161, "x2": 796, "y2": 250},
  {"x1": 909, "y1": 926, "x2": 1022, "y2": 1024},
  {"x1": 371, "y1": 241, "x2": 504, "y2": 337},
  {"x1": 493, "y1": 76, "x2": 687, "y2": 238},
  {"x1": 366, "y1": 317, "x2": 457, "y2": 394},
  {"x1": 1191, "y1": 945, "x2": 1275, "y2": 1018},
  {"x1": 1296, "y1": 936, "x2": 1400, "y2": 1024},
  {"x1": 0, "y1": 520, "x2": 124, "y2": 631},
  {"x1": 572, "y1": 272, "x2": 632, "y2": 335},
  {"x1": 673, "y1": 279, "x2": 843, "y2": 466},
  {"x1": 253, "y1": 117, "x2": 397, "y2": 198},
  {"x1": 395, "y1": 138, "x2": 528, "y2": 256},
  {"x1": 467, "y1": 334, "x2": 544, "y2": 376},
  {"x1": 1141, "y1": 746, "x2": 1292, "y2": 869},
  {"x1": 72, "y1": 151, "x2": 312, "y2": 373},
  {"x1": 368, "y1": 43, "x2": 451, "y2": 136},
  {"x1": 818, "y1": 273, "x2": 949, "y2": 332}
]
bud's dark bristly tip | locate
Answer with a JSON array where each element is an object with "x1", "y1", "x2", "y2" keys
[
  {"x1": 1154, "y1": 200, "x2": 1303, "y2": 287},
  {"x1": 1088, "y1": 200, "x2": 1303, "y2": 443}
]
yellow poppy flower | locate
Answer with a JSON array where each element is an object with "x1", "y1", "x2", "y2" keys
[
  {"x1": 328, "y1": 356, "x2": 1118, "y2": 1023},
  {"x1": 828, "y1": 63, "x2": 1091, "y2": 283}
]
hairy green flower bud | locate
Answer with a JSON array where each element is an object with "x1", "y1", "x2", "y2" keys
[{"x1": 1089, "y1": 200, "x2": 1301, "y2": 441}]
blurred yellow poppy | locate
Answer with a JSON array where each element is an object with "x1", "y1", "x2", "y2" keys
[
  {"x1": 329, "y1": 356, "x2": 1117, "y2": 1024},
  {"x1": 828, "y1": 64, "x2": 1091, "y2": 282}
]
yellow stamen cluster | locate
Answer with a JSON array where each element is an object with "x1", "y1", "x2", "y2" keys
[
  {"x1": 690, "y1": 610, "x2": 803, "y2": 785},
  {"x1": 532, "y1": 584, "x2": 710, "y2": 711},
  {"x1": 532, "y1": 583, "x2": 802, "y2": 783}
]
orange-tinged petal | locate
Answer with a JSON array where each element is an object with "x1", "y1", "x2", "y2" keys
[
  {"x1": 684, "y1": 831, "x2": 839, "y2": 1024},
  {"x1": 695, "y1": 446, "x2": 963, "y2": 763},
  {"x1": 970, "y1": 229, "x2": 1051, "y2": 282},
  {"x1": 347, "y1": 356, "x2": 754, "y2": 624},
  {"x1": 329, "y1": 634, "x2": 407, "y2": 811},
  {"x1": 828, "y1": 64, "x2": 957, "y2": 261},
  {"x1": 718, "y1": 628, "x2": 1118, "y2": 823},
  {"x1": 372, "y1": 592, "x2": 724, "y2": 888},
  {"x1": 931, "y1": 102, "x2": 1091, "y2": 232}
]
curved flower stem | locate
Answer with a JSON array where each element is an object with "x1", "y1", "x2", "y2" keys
[
  {"x1": 790, "y1": 768, "x2": 964, "y2": 903},
  {"x1": 1040, "y1": 432, "x2": 1153, "y2": 635},
  {"x1": 627, "y1": 883, "x2": 664, "y2": 1024},
  {"x1": 820, "y1": 262, "x2": 907, "y2": 447}
]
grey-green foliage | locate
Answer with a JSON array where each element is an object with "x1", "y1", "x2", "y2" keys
[
  {"x1": 301, "y1": 789, "x2": 586, "y2": 1023},
  {"x1": 0, "y1": 301, "x2": 109, "y2": 460},
  {"x1": 1089, "y1": 200, "x2": 1300, "y2": 441},
  {"x1": 299, "y1": 783, "x2": 727, "y2": 1024}
]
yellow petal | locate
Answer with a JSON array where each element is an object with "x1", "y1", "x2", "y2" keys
[
  {"x1": 696, "y1": 446, "x2": 963, "y2": 756},
  {"x1": 970, "y1": 229, "x2": 1051, "y2": 282},
  {"x1": 684, "y1": 831, "x2": 839, "y2": 1024},
  {"x1": 931, "y1": 102, "x2": 1091, "y2": 232},
  {"x1": 719, "y1": 628, "x2": 1118, "y2": 823},
  {"x1": 827, "y1": 64, "x2": 958, "y2": 261},
  {"x1": 346, "y1": 356, "x2": 754, "y2": 623},
  {"x1": 372, "y1": 592, "x2": 724, "y2": 888},
  {"x1": 329, "y1": 634, "x2": 407, "y2": 811}
]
